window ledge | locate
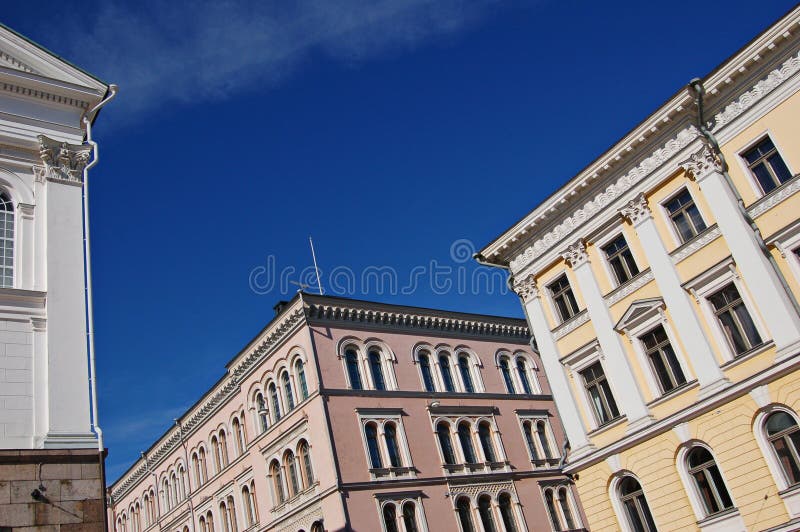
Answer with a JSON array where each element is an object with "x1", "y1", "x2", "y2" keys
[
  {"x1": 696, "y1": 507, "x2": 743, "y2": 531},
  {"x1": 270, "y1": 482, "x2": 319, "y2": 515},
  {"x1": 747, "y1": 173, "x2": 800, "y2": 218},
  {"x1": 587, "y1": 415, "x2": 626, "y2": 437},
  {"x1": 369, "y1": 466, "x2": 416, "y2": 480},
  {"x1": 531, "y1": 458, "x2": 561, "y2": 469},
  {"x1": 646, "y1": 380, "x2": 699, "y2": 408},
  {"x1": 442, "y1": 461, "x2": 510, "y2": 475},
  {"x1": 603, "y1": 268, "x2": 654, "y2": 304},
  {"x1": 719, "y1": 341, "x2": 774, "y2": 371},
  {"x1": 551, "y1": 309, "x2": 589, "y2": 339},
  {"x1": 670, "y1": 224, "x2": 721, "y2": 264}
]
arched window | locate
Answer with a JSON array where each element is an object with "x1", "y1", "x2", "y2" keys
[
  {"x1": 478, "y1": 422, "x2": 496, "y2": 462},
  {"x1": 478, "y1": 495, "x2": 497, "y2": 532},
  {"x1": 269, "y1": 383, "x2": 282, "y2": 422},
  {"x1": 255, "y1": 392, "x2": 269, "y2": 433},
  {"x1": 544, "y1": 490, "x2": 560, "y2": 531},
  {"x1": 161, "y1": 478, "x2": 169, "y2": 511},
  {"x1": 458, "y1": 355, "x2": 475, "y2": 393},
  {"x1": 499, "y1": 357, "x2": 515, "y2": 393},
  {"x1": 383, "y1": 503, "x2": 399, "y2": 532},
  {"x1": 345, "y1": 349, "x2": 363, "y2": 390},
  {"x1": 218, "y1": 502, "x2": 228, "y2": 532},
  {"x1": 456, "y1": 497, "x2": 475, "y2": 532},
  {"x1": 458, "y1": 422, "x2": 477, "y2": 464},
  {"x1": 439, "y1": 354, "x2": 455, "y2": 392},
  {"x1": 218, "y1": 430, "x2": 229, "y2": 468},
  {"x1": 365, "y1": 422, "x2": 383, "y2": 468},
  {"x1": 310, "y1": 522, "x2": 324, "y2": 532},
  {"x1": 298, "y1": 440, "x2": 314, "y2": 486},
  {"x1": 143, "y1": 493, "x2": 152, "y2": 526},
  {"x1": 537, "y1": 421, "x2": 553, "y2": 459},
  {"x1": 516, "y1": 357, "x2": 534, "y2": 394},
  {"x1": 384, "y1": 422, "x2": 402, "y2": 467},
  {"x1": 0, "y1": 192, "x2": 14, "y2": 288},
  {"x1": 402, "y1": 502, "x2": 419, "y2": 532},
  {"x1": 295, "y1": 359, "x2": 309, "y2": 400},
  {"x1": 199, "y1": 516, "x2": 207, "y2": 532},
  {"x1": 178, "y1": 465, "x2": 187, "y2": 499},
  {"x1": 557, "y1": 487, "x2": 576, "y2": 530},
  {"x1": 619, "y1": 476, "x2": 657, "y2": 532},
  {"x1": 498, "y1": 493, "x2": 517, "y2": 532},
  {"x1": 284, "y1": 450, "x2": 299, "y2": 497},
  {"x1": 765, "y1": 411, "x2": 800, "y2": 485},
  {"x1": 198, "y1": 447, "x2": 208, "y2": 484},
  {"x1": 687, "y1": 446, "x2": 734, "y2": 515},
  {"x1": 225, "y1": 495, "x2": 238, "y2": 532},
  {"x1": 147, "y1": 490, "x2": 156, "y2": 522},
  {"x1": 282, "y1": 372, "x2": 295, "y2": 410},
  {"x1": 437, "y1": 422, "x2": 456, "y2": 465},
  {"x1": 419, "y1": 352, "x2": 435, "y2": 392},
  {"x1": 170, "y1": 472, "x2": 178, "y2": 505},
  {"x1": 270, "y1": 459, "x2": 285, "y2": 504},
  {"x1": 369, "y1": 350, "x2": 386, "y2": 390},
  {"x1": 211, "y1": 436, "x2": 221, "y2": 472},
  {"x1": 523, "y1": 421, "x2": 538, "y2": 459},
  {"x1": 206, "y1": 511, "x2": 215, "y2": 532},
  {"x1": 242, "y1": 485, "x2": 255, "y2": 527},
  {"x1": 232, "y1": 417, "x2": 246, "y2": 455}
]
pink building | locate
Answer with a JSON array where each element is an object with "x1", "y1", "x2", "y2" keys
[{"x1": 108, "y1": 294, "x2": 586, "y2": 532}]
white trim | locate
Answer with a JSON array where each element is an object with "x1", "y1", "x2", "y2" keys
[
  {"x1": 540, "y1": 483, "x2": 583, "y2": 532},
  {"x1": 754, "y1": 405, "x2": 800, "y2": 517},
  {"x1": 594, "y1": 228, "x2": 642, "y2": 290},
  {"x1": 658, "y1": 185, "x2": 709, "y2": 249},
  {"x1": 357, "y1": 411, "x2": 416, "y2": 481},
  {"x1": 517, "y1": 413, "x2": 560, "y2": 466},
  {"x1": 608, "y1": 472, "x2": 657, "y2": 532},
  {"x1": 676, "y1": 442, "x2": 743, "y2": 530},
  {"x1": 735, "y1": 130, "x2": 794, "y2": 199}
]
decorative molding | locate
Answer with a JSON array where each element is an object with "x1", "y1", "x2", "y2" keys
[
  {"x1": 605, "y1": 270, "x2": 654, "y2": 306},
  {"x1": 37, "y1": 135, "x2": 92, "y2": 184},
  {"x1": 0, "y1": 51, "x2": 36, "y2": 73},
  {"x1": 512, "y1": 274, "x2": 538, "y2": 303},
  {"x1": 619, "y1": 193, "x2": 651, "y2": 226},
  {"x1": 274, "y1": 502, "x2": 323, "y2": 532},
  {"x1": 447, "y1": 480, "x2": 514, "y2": 500},
  {"x1": 749, "y1": 385, "x2": 771, "y2": 408},
  {"x1": 680, "y1": 146, "x2": 722, "y2": 181},
  {"x1": 509, "y1": 126, "x2": 699, "y2": 274},
  {"x1": 0, "y1": 81, "x2": 91, "y2": 110},
  {"x1": 748, "y1": 175, "x2": 800, "y2": 218},
  {"x1": 553, "y1": 310, "x2": 590, "y2": 340},
  {"x1": 670, "y1": 226, "x2": 721, "y2": 263},
  {"x1": 30, "y1": 317, "x2": 45, "y2": 332},
  {"x1": 713, "y1": 50, "x2": 800, "y2": 130},
  {"x1": 561, "y1": 241, "x2": 588, "y2": 268},
  {"x1": 17, "y1": 203, "x2": 34, "y2": 219}
]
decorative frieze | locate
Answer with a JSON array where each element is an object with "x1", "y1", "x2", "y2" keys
[
  {"x1": 619, "y1": 194, "x2": 651, "y2": 226},
  {"x1": 447, "y1": 480, "x2": 515, "y2": 500},
  {"x1": 605, "y1": 270, "x2": 655, "y2": 306},
  {"x1": 748, "y1": 175, "x2": 800, "y2": 218},
  {"x1": 553, "y1": 310, "x2": 590, "y2": 340},
  {"x1": 36, "y1": 135, "x2": 92, "y2": 184},
  {"x1": 670, "y1": 226, "x2": 722, "y2": 263}
]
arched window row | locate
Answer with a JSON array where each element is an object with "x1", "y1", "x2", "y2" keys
[
  {"x1": 341, "y1": 340, "x2": 398, "y2": 392},
  {"x1": 519, "y1": 416, "x2": 560, "y2": 467},
  {"x1": 434, "y1": 417, "x2": 508, "y2": 475},
  {"x1": 497, "y1": 351, "x2": 541, "y2": 396},
  {"x1": 379, "y1": 499, "x2": 427, "y2": 532},
  {"x1": 414, "y1": 345, "x2": 485, "y2": 394},
  {"x1": 451, "y1": 491, "x2": 522, "y2": 532},
  {"x1": 360, "y1": 416, "x2": 414, "y2": 480},
  {"x1": 542, "y1": 485, "x2": 581, "y2": 532},
  {"x1": 267, "y1": 438, "x2": 316, "y2": 507},
  {"x1": 156, "y1": 462, "x2": 189, "y2": 515},
  {"x1": 249, "y1": 355, "x2": 311, "y2": 436}
]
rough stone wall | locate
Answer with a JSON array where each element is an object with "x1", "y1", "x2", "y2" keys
[{"x1": 0, "y1": 449, "x2": 105, "y2": 531}]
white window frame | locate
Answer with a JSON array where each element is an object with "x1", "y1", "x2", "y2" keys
[
  {"x1": 452, "y1": 347, "x2": 486, "y2": 393},
  {"x1": 736, "y1": 130, "x2": 795, "y2": 199},
  {"x1": 497, "y1": 350, "x2": 542, "y2": 395},
  {"x1": 594, "y1": 227, "x2": 642, "y2": 289},
  {"x1": 413, "y1": 343, "x2": 441, "y2": 392},
  {"x1": 685, "y1": 258, "x2": 769, "y2": 363},
  {"x1": 338, "y1": 340, "x2": 368, "y2": 390},
  {"x1": 562, "y1": 341, "x2": 622, "y2": 431},
  {"x1": 541, "y1": 268, "x2": 581, "y2": 327},
  {"x1": 608, "y1": 472, "x2": 657, "y2": 532},
  {"x1": 540, "y1": 484, "x2": 582, "y2": 532},
  {"x1": 753, "y1": 405, "x2": 800, "y2": 518},
  {"x1": 429, "y1": 412, "x2": 510, "y2": 475},
  {"x1": 659, "y1": 185, "x2": 710, "y2": 249},
  {"x1": 517, "y1": 412, "x2": 560, "y2": 467},
  {"x1": 357, "y1": 409, "x2": 416, "y2": 481},
  {"x1": 375, "y1": 494, "x2": 430, "y2": 532},
  {"x1": 769, "y1": 219, "x2": 800, "y2": 288}
]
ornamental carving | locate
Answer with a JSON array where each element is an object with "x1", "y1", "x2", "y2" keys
[
  {"x1": 512, "y1": 274, "x2": 538, "y2": 302},
  {"x1": 36, "y1": 135, "x2": 92, "y2": 184},
  {"x1": 619, "y1": 194, "x2": 651, "y2": 226},
  {"x1": 680, "y1": 146, "x2": 722, "y2": 181},
  {"x1": 561, "y1": 241, "x2": 588, "y2": 268}
]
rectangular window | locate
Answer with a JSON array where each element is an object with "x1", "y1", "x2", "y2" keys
[
  {"x1": 665, "y1": 189, "x2": 707, "y2": 243},
  {"x1": 549, "y1": 275, "x2": 580, "y2": 322},
  {"x1": 580, "y1": 361, "x2": 620, "y2": 425},
  {"x1": 602, "y1": 235, "x2": 639, "y2": 285},
  {"x1": 743, "y1": 136, "x2": 792, "y2": 195},
  {"x1": 708, "y1": 283, "x2": 762, "y2": 355},
  {"x1": 640, "y1": 325, "x2": 686, "y2": 394}
]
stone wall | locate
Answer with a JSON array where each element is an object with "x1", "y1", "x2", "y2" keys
[{"x1": 0, "y1": 449, "x2": 105, "y2": 531}]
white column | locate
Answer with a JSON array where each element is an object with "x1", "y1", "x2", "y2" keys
[
  {"x1": 562, "y1": 242, "x2": 652, "y2": 431},
  {"x1": 685, "y1": 147, "x2": 800, "y2": 358},
  {"x1": 620, "y1": 194, "x2": 729, "y2": 397},
  {"x1": 513, "y1": 275, "x2": 594, "y2": 458}
]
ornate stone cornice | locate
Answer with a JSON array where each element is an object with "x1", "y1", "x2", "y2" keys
[
  {"x1": 680, "y1": 146, "x2": 722, "y2": 182},
  {"x1": 561, "y1": 241, "x2": 588, "y2": 268},
  {"x1": 36, "y1": 135, "x2": 92, "y2": 184},
  {"x1": 619, "y1": 194, "x2": 651, "y2": 226},
  {"x1": 512, "y1": 274, "x2": 538, "y2": 303},
  {"x1": 508, "y1": 126, "x2": 699, "y2": 274},
  {"x1": 0, "y1": 81, "x2": 91, "y2": 110}
]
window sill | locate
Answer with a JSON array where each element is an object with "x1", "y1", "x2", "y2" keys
[
  {"x1": 369, "y1": 466, "x2": 416, "y2": 480},
  {"x1": 551, "y1": 309, "x2": 589, "y2": 339},
  {"x1": 603, "y1": 268, "x2": 653, "y2": 304},
  {"x1": 646, "y1": 380, "x2": 699, "y2": 408},
  {"x1": 531, "y1": 458, "x2": 561, "y2": 469},
  {"x1": 442, "y1": 461, "x2": 510, "y2": 475},
  {"x1": 270, "y1": 481, "x2": 319, "y2": 514},
  {"x1": 747, "y1": 173, "x2": 800, "y2": 217},
  {"x1": 587, "y1": 415, "x2": 626, "y2": 437},
  {"x1": 696, "y1": 506, "x2": 743, "y2": 531},
  {"x1": 719, "y1": 341, "x2": 774, "y2": 371},
  {"x1": 669, "y1": 224, "x2": 721, "y2": 263}
]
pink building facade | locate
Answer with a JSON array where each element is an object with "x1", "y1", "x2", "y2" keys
[{"x1": 108, "y1": 294, "x2": 585, "y2": 532}]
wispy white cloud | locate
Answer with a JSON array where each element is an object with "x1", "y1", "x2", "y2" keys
[{"x1": 50, "y1": 0, "x2": 506, "y2": 119}]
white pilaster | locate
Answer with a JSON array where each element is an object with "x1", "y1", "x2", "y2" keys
[
  {"x1": 513, "y1": 275, "x2": 594, "y2": 458},
  {"x1": 620, "y1": 194, "x2": 729, "y2": 397},
  {"x1": 684, "y1": 147, "x2": 800, "y2": 359},
  {"x1": 561, "y1": 242, "x2": 652, "y2": 431}
]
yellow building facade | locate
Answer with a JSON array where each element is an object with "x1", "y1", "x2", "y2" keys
[{"x1": 480, "y1": 6, "x2": 800, "y2": 531}]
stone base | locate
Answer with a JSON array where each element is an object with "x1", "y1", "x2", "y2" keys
[{"x1": 0, "y1": 448, "x2": 106, "y2": 531}]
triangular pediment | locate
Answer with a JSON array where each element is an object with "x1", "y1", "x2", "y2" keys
[{"x1": 614, "y1": 297, "x2": 665, "y2": 332}]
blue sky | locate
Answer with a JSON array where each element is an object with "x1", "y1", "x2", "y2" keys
[{"x1": 3, "y1": 0, "x2": 796, "y2": 483}]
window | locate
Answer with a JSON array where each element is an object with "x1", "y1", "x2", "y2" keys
[
  {"x1": 345, "y1": 349, "x2": 363, "y2": 390},
  {"x1": 366, "y1": 422, "x2": 383, "y2": 468},
  {"x1": 298, "y1": 440, "x2": 315, "y2": 486},
  {"x1": 687, "y1": 446, "x2": 734, "y2": 516},
  {"x1": 359, "y1": 414, "x2": 413, "y2": 479},
  {"x1": 478, "y1": 495, "x2": 497, "y2": 532},
  {"x1": 743, "y1": 136, "x2": 792, "y2": 194},
  {"x1": 383, "y1": 504, "x2": 399, "y2": 532},
  {"x1": 603, "y1": 235, "x2": 640, "y2": 285},
  {"x1": 402, "y1": 502, "x2": 420, "y2": 532},
  {"x1": 618, "y1": 476, "x2": 657, "y2": 532},
  {"x1": 232, "y1": 417, "x2": 246, "y2": 456},
  {"x1": 370, "y1": 350, "x2": 387, "y2": 390},
  {"x1": 549, "y1": 275, "x2": 579, "y2": 322},
  {"x1": 255, "y1": 392, "x2": 269, "y2": 433},
  {"x1": 581, "y1": 361, "x2": 620, "y2": 425},
  {"x1": 0, "y1": 193, "x2": 13, "y2": 288},
  {"x1": 458, "y1": 422, "x2": 477, "y2": 464},
  {"x1": 437, "y1": 422, "x2": 456, "y2": 465},
  {"x1": 439, "y1": 354, "x2": 456, "y2": 392},
  {"x1": 295, "y1": 360, "x2": 309, "y2": 400},
  {"x1": 665, "y1": 189, "x2": 707, "y2": 243},
  {"x1": 456, "y1": 497, "x2": 475, "y2": 532},
  {"x1": 498, "y1": 493, "x2": 518, "y2": 532},
  {"x1": 269, "y1": 383, "x2": 282, "y2": 421},
  {"x1": 516, "y1": 356, "x2": 535, "y2": 394},
  {"x1": 282, "y1": 372, "x2": 295, "y2": 410},
  {"x1": 377, "y1": 498, "x2": 426, "y2": 532},
  {"x1": 499, "y1": 357, "x2": 515, "y2": 393},
  {"x1": 385, "y1": 423, "x2": 403, "y2": 467},
  {"x1": 284, "y1": 451, "x2": 299, "y2": 497},
  {"x1": 640, "y1": 325, "x2": 686, "y2": 394},
  {"x1": 242, "y1": 483, "x2": 258, "y2": 527},
  {"x1": 766, "y1": 411, "x2": 800, "y2": 486},
  {"x1": 419, "y1": 352, "x2": 435, "y2": 392},
  {"x1": 217, "y1": 430, "x2": 229, "y2": 469},
  {"x1": 270, "y1": 459, "x2": 284, "y2": 504},
  {"x1": 543, "y1": 486, "x2": 579, "y2": 532},
  {"x1": 478, "y1": 422, "x2": 496, "y2": 462},
  {"x1": 224, "y1": 496, "x2": 238, "y2": 532},
  {"x1": 708, "y1": 282, "x2": 762, "y2": 355},
  {"x1": 458, "y1": 355, "x2": 475, "y2": 393}
]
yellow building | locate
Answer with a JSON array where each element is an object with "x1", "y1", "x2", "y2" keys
[{"x1": 479, "y1": 6, "x2": 800, "y2": 531}]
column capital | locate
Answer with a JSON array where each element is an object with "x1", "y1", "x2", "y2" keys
[
  {"x1": 561, "y1": 240, "x2": 589, "y2": 268},
  {"x1": 620, "y1": 193, "x2": 652, "y2": 225},
  {"x1": 37, "y1": 134, "x2": 92, "y2": 185},
  {"x1": 512, "y1": 274, "x2": 539, "y2": 302},
  {"x1": 681, "y1": 145, "x2": 722, "y2": 182}
]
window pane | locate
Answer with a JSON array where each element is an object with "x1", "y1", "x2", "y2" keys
[
  {"x1": 346, "y1": 351, "x2": 362, "y2": 390},
  {"x1": 498, "y1": 494, "x2": 517, "y2": 532},
  {"x1": 458, "y1": 423, "x2": 476, "y2": 464},
  {"x1": 479, "y1": 423, "x2": 496, "y2": 462},
  {"x1": 366, "y1": 424, "x2": 382, "y2": 468},
  {"x1": 419, "y1": 354, "x2": 435, "y2": 392},
  {"x1": 385, "y1": 424, "x2": 402, "y2": 467},
  {"x1": 500, "y1": 359, "x2": 515, "y2": 393},
  {"x1": 369, "y1": 351, "x2": 386, "y2": 391},
  {"x1": 437, "y1": 423, "x2": 456, "y2": 464},
  {"x1": 768, "y1": 152, "x2": 792, "y2": 184},
  {"x1": 458, "y1": 356, "x2": 475, "y2": 393},
  {"x1": 517, "y1": 358, "x2": 533, "y2": 394},
  {"x1": 383, "y1": 504, "x2": 399, "y2": 532},
  {"x1": 732, "y1": 302, "x2": 762, "y2": 348},
  {"x1": 440, "y1": 356, "x2": 455, "y2": 392},
  {"x1": 478, "y1": 496, "x2": 497, "y2": 532},
  {"x1": 402, "y1": 503, "x2": 419, "y2": 532},
  {"x1": 767, "y1": 412, "x2": 797, "y2": 435},
  {"x1": 457, "y1": 498, "x2": 474, "y2": 532},
  {"x1": 753, "y1": 163, "x2": 778, "y2": 194}
]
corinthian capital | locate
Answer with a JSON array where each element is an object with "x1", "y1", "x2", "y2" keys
[
  {"x1": 36, "y1": 135, "x2": 92, "y2": 184},
  {"x1": 512, "y1": 274, "x2": 539, "y2": 303},
  {"x1": 620, "y1": 193, "x2": 651, "y2": 226},
  {"x1": 681, "y1": 146, "x2": 722, "y2": 181},
  {"x1": 561, "y1": 241, "x2": 589, "y2": 268}
]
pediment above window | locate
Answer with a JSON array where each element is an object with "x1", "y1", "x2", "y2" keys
[{"x1": 614, "y1": 297, "x2": 665, "y2": 333}]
